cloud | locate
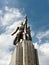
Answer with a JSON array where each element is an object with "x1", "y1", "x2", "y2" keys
[
  {"x1": 0, "y1": 49, "x2": 11, "y2": 65},
  {"x1": 39, "y1": 43, "x2": 49, "y2": 55},
  {"x1": 34, "y1": 30, "x2": 49, "y2": 65},
  {"x1": 36, "y1": 30, "x2": 49, "y2": 43},
  {"x1": 34, "y1": 42, "x2": 49, "y2": 65},
  {"x1": 0, "y1": 6, "x2": 23, "y2": 26}
]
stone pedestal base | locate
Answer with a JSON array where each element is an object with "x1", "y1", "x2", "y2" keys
[{"x1": 9, "y1": 40, "x2": 39, "y2": 65}]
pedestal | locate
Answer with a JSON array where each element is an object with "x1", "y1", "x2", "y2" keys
[{"x1": 9, "y1": 40, "x2": 39, "y2": 65}]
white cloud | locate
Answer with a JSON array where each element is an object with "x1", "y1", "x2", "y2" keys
[
  {"x1": 35, "y1": 30, "x2": 49, "y2": 65},
  {"x1": 34, "y1": 42, "x2": 49, "y2": 65},
  {"x1": 0, "y1": 34, "x2": 14, "y2": 47},
  {"x1": 39, "y1": 43, "x2": 49, "y2": 55},
  {"x1": 0, "y1": 7, "x2": 23, "y2": 26},
  {"x1": 0, "y1": 49, "x2": 11, "y2": 65},
  {"x1": 36, "y1": 30, "x2": 49, "y2": 42}
]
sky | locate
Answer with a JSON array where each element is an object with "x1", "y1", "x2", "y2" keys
[{"x1": 0, "y1": 0, "x2": 49, "y2": 65}]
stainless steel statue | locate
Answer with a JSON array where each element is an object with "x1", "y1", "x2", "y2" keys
[{"x1": 11, "y1": 16, "x2": 32, "y2": 45}]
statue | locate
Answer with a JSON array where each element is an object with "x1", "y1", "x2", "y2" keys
[
  {"x1": 26, "y1": 26, "x2": 32, "y2": 41},
  {"x1": 23, "y1": 16, "x2": 32, "y2": 40},
  {"x1": 11, "y1": 16, "x2": 32, "y2": 45}
]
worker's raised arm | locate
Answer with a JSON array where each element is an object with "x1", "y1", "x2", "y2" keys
[{"x1": 11, "y1": 27, "x2": 19, "y2": 36}]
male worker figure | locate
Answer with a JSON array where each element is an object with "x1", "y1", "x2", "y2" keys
[{"x1": 11, "y1": 22, "x2": 25, "y2": 45}]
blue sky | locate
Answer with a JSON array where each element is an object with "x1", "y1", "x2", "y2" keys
[{"x1": 0, "y1": 0, "x2": 49, "y2": 65}]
